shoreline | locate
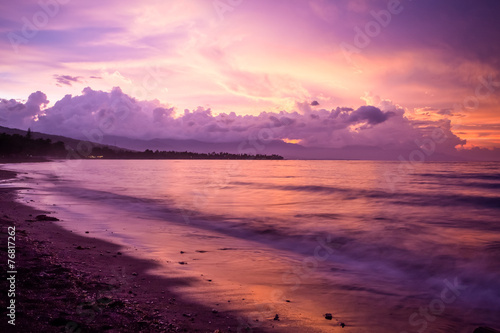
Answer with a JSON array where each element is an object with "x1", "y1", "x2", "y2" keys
[
  {"x1": 0, "y1": 168, "x2": 256, "y2": 332},
  {"x1": 3, "y1": 161, "x2": 498, "y2": 333}
]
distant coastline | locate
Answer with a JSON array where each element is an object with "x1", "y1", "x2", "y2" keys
[
  {"x1": 87, "y1": 147, "x2": 283, "y2": 160},
  {"x1": 0, "y1": 131, "x2": 284, "y2": 161}
]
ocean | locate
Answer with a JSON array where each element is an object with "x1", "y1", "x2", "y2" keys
[{"x1": 4, "y1": 160, "x2": 500, "y2": 332}]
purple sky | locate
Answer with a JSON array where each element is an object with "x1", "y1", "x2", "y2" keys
[{"x1": 1, "y1": 0, "x2": 500, "y2": 158}]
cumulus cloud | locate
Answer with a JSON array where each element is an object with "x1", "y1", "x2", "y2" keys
[
  {"x1": 0, "y1": 87, "x2": 465, "y2": 154},
  {"x1": 0, "y1": 91, "x2": 49, "y2": 128},
  {"x1": 347, "y1": 105, "x2": 393, "y2": 125}
]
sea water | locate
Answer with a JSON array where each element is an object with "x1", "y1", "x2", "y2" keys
[{"x1": 4, "y1": 160, "x2": 500, "y2": 332}]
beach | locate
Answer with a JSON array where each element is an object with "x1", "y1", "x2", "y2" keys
[
  {"x1": 3, "y1": 0, "x2": 500, "y2": 331},
  {"x1": 0, "y1": 168, "x2": 252, "y2": 333},
  {"x1": 1, "y1": 159, "x2": 499, "y2": 333}
]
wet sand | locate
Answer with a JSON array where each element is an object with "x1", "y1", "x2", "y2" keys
[
  {"x1": 1, "y1": 161, "x2": 356, "y2": 333},
  {"x1": 0, "y1": 168, "x2": 254, "y2": 332}
]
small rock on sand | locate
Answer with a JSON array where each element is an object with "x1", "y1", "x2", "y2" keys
[
  {"x1": 273, "y1": 314, "x2": 280, "y2": 321},
  {"x1": 474, "y1": 328, "x2": 500, "y2": 333},
  {"x1": 36, "y1": 214, "x2": 60, "y2": 221},
  {"x1": 324, "y1": 313, "x2": 333, "y2": 320}
]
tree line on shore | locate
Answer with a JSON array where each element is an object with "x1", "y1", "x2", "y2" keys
[
  {"x1": 88, "y1": 147, "x2": 283, "y2": 160},
  {"x1": 0, "y1": 130, "x2": 283, "y2": 160},
  {"x1": 0, "y1": 130, "x2": 66, "y2": 157}
]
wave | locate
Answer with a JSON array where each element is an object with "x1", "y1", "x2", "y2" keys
[
  {"x1": 416, "y1": 172, "x2": 500, "y2": 181},
  {"x1": 43, "y1": 184, "x2": 500, "y2": 280},
  {"x1": 232, "y1": 181, "x2": 500, "y2": 210}
]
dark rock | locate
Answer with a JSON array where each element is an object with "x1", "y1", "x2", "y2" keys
[
  {"x1": 285, "y1": 300, "x2": 291, "y2": 302},
  {"x1": 474, "y1": 328, "x2": 500, "y2": 333},
  {"x1": 178, "y1": 261, "x2": 187, "y2": 265},
  {"x1": 340, "y1": 322, "x2": 346, "y2": 328},
  {"x1": 36, "y1": 214, "x2": 60, "y2": 221},
  {"x1": 49, "y1": 317, "x2": 68, "y2": 326},
  {"x1": 325, "y1": 313, "x2": 333, "y2": 320},
  {"x1": 108, "y1": 300, "x2": 125, "y2": 308},
  {"x1": 273, "y1": 314, "x2": 280, "y2": 321},
  {"x1": 97, "y1": 297, "x2": 113, "y2": 304}
]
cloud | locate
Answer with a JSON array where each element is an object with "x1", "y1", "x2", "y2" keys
[
  {"x1": 0, "y1": 87, "x2": 468, "y2": 156},
  {"x1": 437, "y1": 109, "x2": 453, "y2": 116},
  {"x1": 0, "y1": 91, "x2": 49, "y2": 128},
  {"x1": 54, "y1": 75, "x2": 83, "y2": 87},
  {"x1": 347, "y1": 105, "x2": 393, "y2": 125}
]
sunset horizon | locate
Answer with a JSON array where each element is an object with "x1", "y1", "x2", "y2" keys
[
  {"x1": 1, "y1": 1, "x2": 500, "y2": 333},
  {"x1": 2, "y1": 0, "x2": 500, "y2": 160}
]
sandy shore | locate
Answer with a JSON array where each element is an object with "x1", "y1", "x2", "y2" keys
[{"x1": 0, "y1": 168, "x2": 256, "y2": 332}]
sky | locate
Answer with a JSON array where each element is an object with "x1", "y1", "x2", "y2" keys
[{"x1": 1, "y1": 0, "x2": 500, "y2": 158}]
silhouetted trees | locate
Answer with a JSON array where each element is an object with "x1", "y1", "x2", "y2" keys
[
  {"x1": 0, "y1": 132, "x2": 284, "y2": 160},
  {"x1": 0, "y1": 133, "x2": 66, "y2": 157},
  {"x1": 89, "y1": 147, "x2": 283, "y2": 160}
]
